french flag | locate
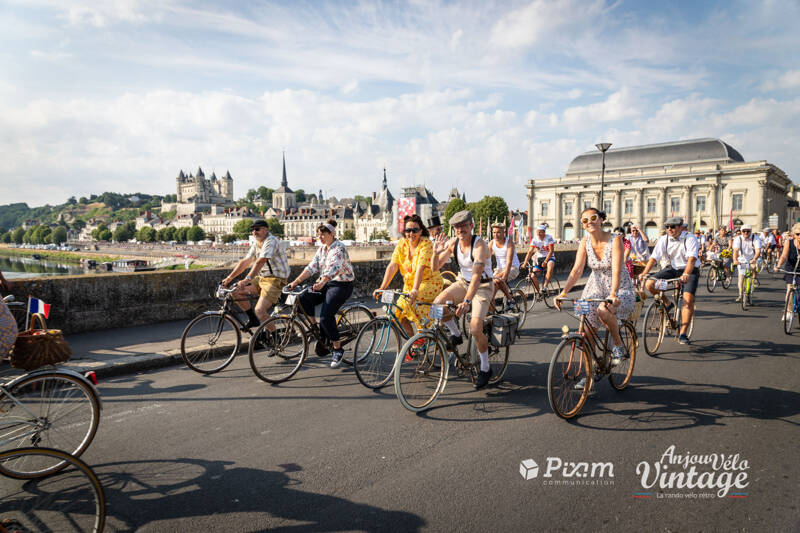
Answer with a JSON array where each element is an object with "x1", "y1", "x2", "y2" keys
[{"x1": 28, "y1": 297, "x2": 51, "y2": 319}]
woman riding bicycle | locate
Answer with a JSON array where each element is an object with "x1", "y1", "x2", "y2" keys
[
  {"x1": 287, "y1": 219, "x2": 355, "y2": 369},
  {"x1": 373, "y1": 214, "x2": 443, "y2": 337},
  {"x1": 555, "y1": 208, "x2": 636, "y2": 368},
  {"x1": 777, "y1": 222, "x2": 800, "y2": 321}
]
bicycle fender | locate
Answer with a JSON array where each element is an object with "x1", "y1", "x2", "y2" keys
[{"x1": 5, "y1": 368, "x2": 103, "y2": 410}]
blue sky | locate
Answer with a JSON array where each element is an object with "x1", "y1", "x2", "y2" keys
[{"x1": 1, "y1": 0, "x2": 799, "y2": 210}]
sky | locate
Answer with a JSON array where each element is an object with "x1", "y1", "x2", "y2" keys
[{"x1": 1, "y1": 0, "x2": 799, "y2": 211}]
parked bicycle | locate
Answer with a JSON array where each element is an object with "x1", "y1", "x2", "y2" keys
[
  {"x1": 248, "y1": 285, "x2": 372, "y2": 383},
  {"x1": 778, "y1": 268, "x2": 800, "y2": 334},
  {"x1": 0, "y1": 367, "x2": 101, "y2": 478},
  {"x1": 641, "y1": 277, "x2": 694, "y2": 356},
  {"x1": 515, "y1": 265, "x2": 562, "y2": 311},
  {"x1": 548, "y1": 297, "x2": 637, "y2": 419}
]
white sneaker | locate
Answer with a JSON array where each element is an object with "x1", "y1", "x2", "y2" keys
[
  {"x1": 330, "y1": 351, "x2": 344, "y2": 369},
  {"x1": 783, "y1": 312, "x2": 793, "y2": 322},
  {"x1": 610, "y1": 346, "x2": 626, "y2": 367}
]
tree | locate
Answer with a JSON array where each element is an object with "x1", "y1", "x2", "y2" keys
[
  {"x1": 267, "y1": 218, "x2": 284, "y2": 237},
  {"x1": 98, "y1": 229, "x2": 112, "y2": 241},
  {"x1": 91, "y1": 224, "x2": 108, "y2": 241},
  {"x1": 467, "y1": 196, "x2": 510, "y2": 234},
  {"x1": 221, "y1": 233, "x2": 237, "y2": 243},
  {"x1": 257, "y1": 186, "x2": 274, "y2": 203},
  {"x1": 176, "y1": 226, "x2": 190, "y2": 242},
  {"x1": 51, "y1": 226, "x2": 68, "y2": 244},
  {"x1": 22, "y1": 227, "x2": 34, "y2": 244},
  {"x1": 72, "y1": 219, "x2": 86, "y2": 231},
  {"x1": 12, "y1": 228, "x2": 24, "y2": 244},
  {"x1": 31, "y1": 225, "x2": 51, "y2": 244},
  {"x1": 66, "y1": 196, "x2": 77, "y2": 205},
  {"x1": 245, "y1": 189, "x2": 257, "y2": 202},
  {"x1": 232, "y1": 219, "x2": 253, "y2": 239},
  {"x1": 353, "y1": 195, "x2": 372, "y2": 206},
  {"x1": 112, "y1": 224, "x2": 134, "y2": 242},
  {"x1": 295, "y1": 189, "x2": 306, "y2": 203},
  {"x1": 443, "y1": 197, "x2": 467, "y2": 234},
  {"x1": 1, "y1": 232, "x2": 11, "y2": 243},
  {"x1": 136, "y1": 226, "x2": 156, "y2": 242},
  {"x1": 78, "y1": 197, "x2": 88, "y2": 205},
  {"x1": 186, "y1": 226, "x2": 205, "y2": 242},
  {"x1": 341, "y1": 229, "x2": 355, "y2": 240},
  {"x1": 370, "y1": 230, "x2": 389, "y2": 241}
]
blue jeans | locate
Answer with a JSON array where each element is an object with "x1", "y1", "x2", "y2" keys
[{"x1": 298, "y1": 281, "x2": 353, "y2": 342}]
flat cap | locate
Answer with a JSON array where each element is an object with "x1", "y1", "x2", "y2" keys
[
  {"x1": 665, "y1": 216, "x2": 683, "y2": 226},
  {"x1": 448, "y1": 210, "x2": 473, "y2": 226}
]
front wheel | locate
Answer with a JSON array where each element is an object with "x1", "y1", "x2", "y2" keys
[
  {"x1": 353, "y1": 317, "x2": 400, "y2": 389},
  {"x1": 180, "y1": 313, "x2": 241, "y2": 374},
  {"x1": 706, "y1": 268, "x2": 717, "y2": 292},
  {"x1": 394, "y1": 332, "x2": 448, "y2": 412},
  {"x1": 249, "y1": 317, "x2": 308, "y2": 383},
  {"x1": 783, "y1": 294, "x2": 796, "y2": 335},
  {"x1": 609, "y1": 322, "x2": 637, "y2": 391},
  {"x1": 514, "y1": 278, "x2": 537, "y2": 313},
  {"x1": 542, "y1": 276, "x2": 562, "y2": 309},
  {"x1": 642, "y1": 303, "x2": 666, "y2": 356},
  {"x1": 547, "y1": 337, "x2": 592, "y2": 419},
  {"x1": 336, "y1": 305, "x2": 374, "y2": 365},
  {"x1": 722, "y1": 270, "x2": 732, "y2": 289},
  {"x1": 741, "y1": 279, "x2": 750, "y2": 311}
]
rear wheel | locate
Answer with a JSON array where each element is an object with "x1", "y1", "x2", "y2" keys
[
  {"x1": 609, "y1": 322, "x2": 637, "y2": 390},
  {"x1": 722, "y1": 269, "x2": 732, "y2": 289},
  {"x1": 642, "y1": 303, "x2": 666, "y2": 356},
  {"x1": 394, "y1": 332, "x2": 447, "y2": 412},
  {"x1": 249, "y1": 317, "x2": 308, "y2": 383},
  {"x1": 353, "y1": 317, "x2": 400, "y2": 389},
  {"x1": 180, "y1": 313, "x2": 241, "y2": 374},
  {"x1": 547, "y1": 337, "x2": 591, "y2": 419},
  {"x1": 502, "y1": 288, "x2": 528, "y2": 332},
  {"x1": 514, "y1": 277, "x2": 537, "y2": 313},
  {"x1": 783, "y1": 293, "x2": 796, "y2": 335},
  {"x1": 336, "y1": 305, "x2": 374, "y2": 365},
  {"x1": 706, "y1": 268, "x2": 717, "y2": 292},
  {"x1": 542, "y1": 276, "x2": 562, "y2": 309},
  {"x1": 741, "y1": 278, "x2": 750, "y2": 310}
]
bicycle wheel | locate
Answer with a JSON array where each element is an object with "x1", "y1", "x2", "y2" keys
[
  {"x1": 0, "y1": 447, "x2": 105, "y2": 532},
  {"x1": 7, "y1": 303, "x2": 27, "y2": 331},
  {"x1": 722, "y1": 270, "x2": 732, "y2": 289},
  {"x1": 609, "y1": 322, "x2": 637, "y2": 391},
  {"x1": 741, "y1": 278, "x2": 750, "y2": 310},
  {"x1": 353, "y1": 317, "x2": 400, "y2": 389},
  {"x1": 394, "y1": 332, "x2": 447, "y2": 412},
  {"x1": 642, "y1": 302, "x2": 666, "y2": 356},
  {"x1": 542, "y1": 276, "x2": 562, "y2": 309},
  {"x1": 249, "y1": 317, "x2": 308, "y2": 384},
  {"x1": 336, "y1": 305, "x2": 374, "y2": 365},
  {"x1": 502, "y1": 288, "x2": 528, "y2": 332},
  {"x1": 783, "y1": 294, "x2": 795, "y2": 335},
  {"x1": 706, "y1": 269, "x2": 717, "y2": 292},
  {"x1": 180, "y1": 313, "x2": 241, "y2": 374},
  {"x1": 1, "y1": 372, "x2": 100, "y2": 478},
  {"x1": 513, "y1": 278, "x2": 537, "y2": 313},
  {"x1": 547, "y1": 337, "x2": 592, "y2": 419},
  {"x1": 489, "y1": 345, "x2": 510, "y2": 384}
]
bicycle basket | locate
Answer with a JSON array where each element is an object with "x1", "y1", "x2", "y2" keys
[
  {"x1": 10, "y1": 314, "x2": 72, "y2": 371},
  {"x1": 574, "y1": 300, "x2": 591, "y2": 316}
]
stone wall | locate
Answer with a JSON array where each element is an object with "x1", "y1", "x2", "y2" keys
[{"x1": 6, "y1": 249, "x2": 586, "y2": 334}]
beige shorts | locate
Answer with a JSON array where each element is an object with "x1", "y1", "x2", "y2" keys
[
  {"x1": 251, "y1": 276, "x2": 287, "y2": 305},
  {"x1": 450, "y1": 274, "x2": 493, "y2": 320},
  {"x1": 493, "y1": 266, "x2": 519, "y2": 282}
]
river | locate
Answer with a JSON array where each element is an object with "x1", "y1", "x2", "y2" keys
[{"x1": 0, "y1": 254, "x2": 93, "y2": 279}]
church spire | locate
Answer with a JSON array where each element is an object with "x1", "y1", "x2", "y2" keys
[
  {"x1": 281, "y1": 152, "x2": 288, "y2": 188},
  {"x1": 382, "y1": 167, "x2": 387, "y2": 189}
]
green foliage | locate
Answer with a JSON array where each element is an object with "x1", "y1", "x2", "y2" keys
[
  {"x1": 51, "y1": 226, "x2": 68, "y2": 244},
  {"x1": 353, "y1": 195, "x2": 372, "y2": 206},
  {"x1": 112, "y1": 221, "x2": 136, "y2": 242},
  {"x1": 467, "y1": 196, "x2": 509, "y2": 231},
  {"x1": 221, "y1": 233, "x2": 237, "y2": 243},
  {"x1": 370, "y1": 230, "x2": 389, "y2": 241},
  {"x1": 257, "y1": 186, "x2": 274, "y2": 203},
  {"x1": 162, "y1": 194, "x2": 177, "y2": 203},
  {"x1": 97, "y1": 229, "x2": 112, "y2": 241},
  {"x1": 267, "y1": 218, "x2": 284, "y2": 237},
  {"x1": 156, "y1": 226, "x2": 177, "y2": 242},
  {"x1": 0, "y1": 232, "x2": 10, "y2": 243},
  {"x1": 79, "y1": 197, "x2": 88, "y2": 204},
  {"x1": 136, "y1": 226, "x2": 156, "y2": 242},
  {"x1": 341, "y1": 229, "x2": 356, "y2": 240},
  {"x1": 90, "y1": 223, "x2": 108, "y2": 241},
  {"x1": 176, "y1": 226, "x2": 190, "y2": 242},
  {"x1": 11, "y1": 228, "x2": 24, "y2": 244},
  {"x1": 160, "y1": 210, "x2": 177, "y2": 220},
  {"x1": 186, "y1": 226, "x2": 205, "y2": 241},
  {"x1": 232, "y1": 219, "x2": 252, "y2": 239},
  {"x1": 295, "y1": 189, "x2": 306, "y2": 203},
  {"x1": 71, "y1": 219, "x2": 86, "y2": 231},
  {"x1": 443, "y1": 197, "x2": 467, "y2": 234},
  {"x1": 0, "y1": 226, "x2": 5, "y2": 235}
]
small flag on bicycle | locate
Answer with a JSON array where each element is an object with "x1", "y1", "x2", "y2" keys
[{"x1": 28, "y1": 297, "x2": 51, "y2": 319}]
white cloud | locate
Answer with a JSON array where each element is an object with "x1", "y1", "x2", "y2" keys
[
  {"x1": 489, "y1": 0, "x2": 605, "y2": 49},
  {"x1": 562, "y1": 88, "x2": 640, "y2": 131},
  {"x1": 760, "y1": 70, "x2": 800, "y2": 92}
]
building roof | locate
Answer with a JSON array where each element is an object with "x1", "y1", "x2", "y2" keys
[
  {"x1": 566, "y1": 138, "x2": 745, "y2": 175},
  {"x1": 401, "y1": 185, "x2": 438, "y2": 205}
]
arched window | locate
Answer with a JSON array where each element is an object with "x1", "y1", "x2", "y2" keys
[
  {"x1": 563, "y1": 223, "x2": 574, "y2": 241},
  {"x1": 644, "y1": 221, "x2": 659, "y2": 240}
]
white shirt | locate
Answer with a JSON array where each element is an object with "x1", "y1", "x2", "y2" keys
[
  {"x1": 733, "y1": 235, "x2": 760, "y2": 264},
  {"x1": 650, "y1": 231, "x2": 699, "y2": 269},
  {"x1": 455, "y1": 236, "x2": 494, "y2": 282},
  {"x1": 762, "y1": 233, "x2": 775, "y2": 246},
  {"x1": 245, "y1": 234, "x2": 291, "y2": 279},
  {"x1": 530, "y1": 234, "x2": 556, "y2": 259},
  {"x1": 492, "y1": 238, "x2": 520, "y2": 271}
]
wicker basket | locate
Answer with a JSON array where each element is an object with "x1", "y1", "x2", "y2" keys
[{"x1": 9, "y1": 313, "x2": 72, "y2": 371}]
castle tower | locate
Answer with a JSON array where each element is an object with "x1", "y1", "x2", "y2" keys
[
  {"x1": 273, "y1": 152, "x2": 296, "y2": 210},
  {"x1": 222, "y1": 171, "x2": 233, "y2": 201},
  {"x1": 176, "y1": 170, "x2": 185, "y2": 202}
]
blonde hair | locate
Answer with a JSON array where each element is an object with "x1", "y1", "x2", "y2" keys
[{"x1": 792, "y1": 222, "x2": 800, "y2": 235}]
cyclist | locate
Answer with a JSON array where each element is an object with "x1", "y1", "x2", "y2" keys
[
  {"x1": 556, "y1": 207, "x2": 636, "y2": 379},
  {"x1": 732, "y1": 225, "x2": 761, "y2": 303},
  {"x1": 761, "y1": 227, "x2": 777, "y2": 269},
  {"x1": 490, "y1": 221, "x2": 520, "y2": 310},
  {"x1": 638, "y1": 216, "x2": 699, "y2": 345},
  {"x1": 522, "y1": 224, "x2": 556, "y2": 293},
  {"x1": 614, "y1": 226, "x2": 635, "y2": 279},
  {"x1": 629, "y1": 225, "x2": 650, "y2": 262},
  {"x1": 776, "y1": 222, "x2": 800, "y2": 321},
  {"x1": 431, "y1": 209, "x2": 495, "y2": 389},
  {"x1": 373, "y1": 214, "x2": 443, "y2": 337},
  {"x1": 222, "y1": 219, "x2": 291, "y2": 329},
  {"x1": 713, "y1": 226, "x2": 733, "y2": 279},
  {"x1": 287, "y1": 219, "x2": 355, "y2": 368}
]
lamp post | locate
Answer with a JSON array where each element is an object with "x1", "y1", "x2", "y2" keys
[{"x1": 596, "y1": 142, "x2": 612, "y2": 209}]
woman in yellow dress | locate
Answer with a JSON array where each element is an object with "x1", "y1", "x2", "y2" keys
[{"x1": 373, "y1": 214, "x2": 444, "y2": 336}]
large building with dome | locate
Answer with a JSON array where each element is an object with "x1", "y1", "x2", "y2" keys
[{"x1": 526, "y1": 138, "x2": 795, "y2": 241}]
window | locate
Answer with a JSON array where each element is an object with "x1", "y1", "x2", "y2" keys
[
  {"x1": 732, "y1": 193, "x2": 743, "y2": 211},
  {"x1": 603, "y1": 200, "x2": 612, "y2": 214},
  {"x1": 584, "y1": 201, "x2": 591, "y2": 210},
  {"x1": 695, "y1": 195, "x2": 706, "y2": 212},
  {"x1": 670, "y1": 196, "x2": 680, "y2": 213},
  {"x1": 647, "y1": 198, "x2": 656, "y2": 213},
  {"x1": 624, "y1": 199, "x2": 633, "y2": 214},
  {"x1": 541, "y1": 202, "x2": 548, "y2": 217},
  {"x1": 564, "y1": 202, "x2": 573, "y2": 216}
]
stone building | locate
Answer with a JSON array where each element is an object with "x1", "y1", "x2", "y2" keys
[
  {"x1": 201, "y1": 206, "x2": 259, "y2": 239},
  {"x1": 354, "y1": 169, "x2": 397, "y2": 241},
  {"x1": 397, "y1": 185, "x2": 442, "y2": 235},
  {"x1": 161, "y1": 167, "x2": 234, "y2": 216},
  {"x1": 272, "y1": 154, "x2": 296, "y2": 212},
  {"x1": 282, "y1": 205, "x2": 356, "y2": 239},
  {"x1": 526, "y1": 138, "x2": 794, "y2": 241}
]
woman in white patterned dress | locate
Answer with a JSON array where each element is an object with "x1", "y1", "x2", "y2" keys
[{"x1": 556, "y1": 207, "x2": 636, "y2": 366}]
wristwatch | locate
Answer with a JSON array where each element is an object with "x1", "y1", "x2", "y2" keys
[{"x1": 464, "y1": 298, "x2": 471, "y2": 305}]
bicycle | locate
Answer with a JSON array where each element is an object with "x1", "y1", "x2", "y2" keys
[
  {"x1": 548, "y1": 297, "x2": 637, "y2": 419},
  {"x1": 739, "y1": 264, "x2": 756, "y2": 310},
  {"x1": 705, "y1": 258, "x2": 731, "y2": 292},
  {"x1": 0, "y1": 368, "x2": 101, "y2": 478},
  {"x1": 778, "y1": 268, "x2": 800, "y2": 334},
  {"x1": 352, "y1": 290, "x2": 431, "y2": 390},
  {"x1": 515, "y1": 263, "x2": 562, "y2": 310},
  {"x1": 393, "y1": 303, "x2": 513, "y2": 412},
  {"x1": 2, "y1": 295, "x2": 29, "y2": 331},
  {"x1": 0, "y1": 447, "x2": 105, "y2": 532},
  {"x1": 641, "y1": 277, "x2": 695, "y2": 356},
  {"x1": 248, "y1": 285, "x2": 372, "y2": 383}
]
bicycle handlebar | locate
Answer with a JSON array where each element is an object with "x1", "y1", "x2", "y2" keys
[
  {"x1": 282, "y1": 284, "x2": 320, "y2": 296},
  {"x1": 555, "y1": 296, "x2": 613, "y2": 304},
  {"x1": 777, "y1": 269, "x2": 800, "y2": 275}
]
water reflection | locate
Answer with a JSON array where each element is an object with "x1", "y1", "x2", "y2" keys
[{"x1": 0, "y1": 254, "x2": 88, "y2": 279}]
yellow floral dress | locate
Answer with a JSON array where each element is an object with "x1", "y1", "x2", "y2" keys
[{"x1": 391, "y1": 238, "x2": 443, "y2": 327}]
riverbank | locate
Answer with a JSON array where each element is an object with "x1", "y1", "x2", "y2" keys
[{"x1": 0, "y1": 246, "x2": 120, "y2": 264}]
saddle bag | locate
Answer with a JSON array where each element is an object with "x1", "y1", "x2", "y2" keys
[{"x1": 487, "y1": 313, "x2": 518, "y2": 347}]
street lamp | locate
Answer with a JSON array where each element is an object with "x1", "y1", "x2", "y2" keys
[{"x1": 596, "y1": 142, "x2": 612, "y2": 209}]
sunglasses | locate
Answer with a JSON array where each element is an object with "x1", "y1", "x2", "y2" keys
[
  {"x1": 742, "y1": 230, "x2": 751, "y2": 233},
  {"x1": 404, "y1": 227, "x2": 421, "y2": 233},
  {"x1": 665, "y1": 224, "x2": 678, "y2": 229},
  {"x1": 251, "y1": 227, "x2": 265, "y2": 232},
  {"x1": 795, "y1": 233, "x2": 800, "y2": 236},
  {"x1": 581, "y1": 214, "x2": 599, "y2": 224}
]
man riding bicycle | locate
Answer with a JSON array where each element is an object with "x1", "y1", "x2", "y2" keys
[
  {"x1": 638, "y1": 216, "x2": 699, "y2": 345},
  {"x1": 432, "y1": 210, "x2": 495, "y2": 389},
  {"x1": 222, "y1": 219, "x2": 290, "y2": 329},
  {"x1": 490, "y1": 221, "x2": 519, "y2": 310},
  {"x1": 732, "y1": 225, "x2": 761, "y2": 303},
  {"x1": 522, "y1": 224, "x2": 556, "y2": 293}
]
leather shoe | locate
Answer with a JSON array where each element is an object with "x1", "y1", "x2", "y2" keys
[{"x1": 474, "y1": 368, "x2": 493, "y2": 389}]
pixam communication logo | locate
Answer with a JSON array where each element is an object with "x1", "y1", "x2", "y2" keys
[{"x1": 520, "y1": 457, "x2": 614, "y2": 486}]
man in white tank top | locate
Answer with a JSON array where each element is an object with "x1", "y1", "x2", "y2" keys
[
  {"x1": 432, "y1": 210, "x2": 495, "y2": 389},
  {"x1": 490, "y1": 222, "x2": 520, "y2": 309}
]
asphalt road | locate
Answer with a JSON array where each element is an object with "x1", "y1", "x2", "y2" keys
[{"x1": 78, "y1": 272, "x2": 799, "y2": 532}]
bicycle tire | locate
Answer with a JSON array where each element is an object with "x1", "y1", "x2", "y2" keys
[
  {"x1": 547, "y1": 336, "x2": 592, "y2": 419},
  {"x1": 642, "y1": 302, "x2": 666, "y2": 356},
  {"x1": 1, "y1": 372, "x2": 100, "y2": 478},
  {"x1": 249, "y1": 317, "x2": 308, "y2": 384},
  {"x1": 180, "y1": 313, "x2": 241, "y2": 374},
  {"x1": 722, "y1": 271, "x2": 732, "y2": 289},
  {"x1": 394, "y1": 332, "x2": 448, "y2": 412},
  {"x1": 609, "y1": 322, "x2": 637, "y2": 391},
  {"x1": 0, "y1": 447, "x2": 105, "y2": 532},
  {"x1": 469, "y1": 335, "x2": 510, "y2": 385},
  {"x1": 706, "y1": 269, "x2": 717, "y2": 292},
  {"x1": 542, "y1": 276, "x2": 562, "y2": 309},
  {"x1": 336, "y1": 305, "x2": 374, "y2": 365},
  {"x1": 6, "y1": 302, "x2": 27, "y2": 331},
  {"x1": 502, "y1": 288, "x2": 528, "y2": 332},
  {"x1": 353, "y1": 317, "x2": 401, "y2": 389},
  {"x1": 783, "y1": 295, "x2": 794, "y2": 335},
  {"x1": 513, "y1": 278, "x2": 537, "y2": 313},
  {"x1": 741, "y1": 277, "x2": 750, "y2": 311}
]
